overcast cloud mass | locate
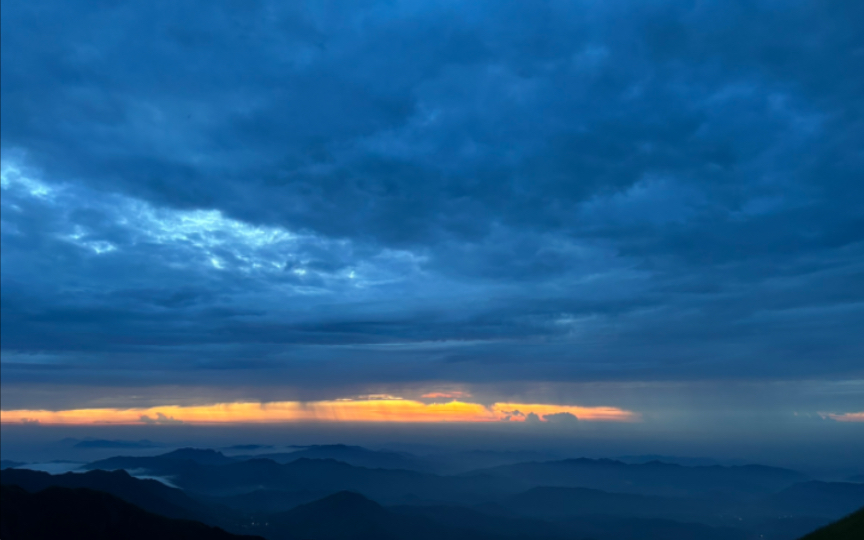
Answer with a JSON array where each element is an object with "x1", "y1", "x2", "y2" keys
[{"x1": 1, "y1": 0, "x2": 863, "y2": 436}]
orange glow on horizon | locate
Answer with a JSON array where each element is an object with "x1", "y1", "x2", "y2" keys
[
  {"x1": 0, "y1": 398, "x2": 638, "y2": 425},
  {"x1": 821, "y1": 411, "x2": 864, "y2": 422},
  {"x1": 491, "y1": 403, "x2": 637, "y2": 422}
]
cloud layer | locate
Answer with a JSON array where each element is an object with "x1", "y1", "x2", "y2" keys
[{"x1": 1, "y1": 0, "x2": 863, "y2": 418}]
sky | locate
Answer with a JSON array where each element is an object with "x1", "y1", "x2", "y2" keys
[{"x1": 1, "y1": 0, "x2": 862, "y2": 465}]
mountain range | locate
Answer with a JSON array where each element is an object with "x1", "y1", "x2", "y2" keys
[{"x1": 3, "y1": 445, "x2": 862, "y2": 540}]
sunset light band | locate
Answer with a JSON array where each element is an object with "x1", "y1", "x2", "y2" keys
[{"x1": 0, "y1": 399, "x2": 637, "y2": 425}]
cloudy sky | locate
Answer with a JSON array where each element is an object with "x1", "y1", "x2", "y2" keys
[{"x1": 1, "y1": 0, "x2": 862, "y2": 449}]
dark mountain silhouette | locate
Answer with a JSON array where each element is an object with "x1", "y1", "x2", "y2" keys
[
  {"x1": 465, "y1": 458, "x2": 807, "y2": 497},
  {"x1": 233, "y1": 444, "x2": 432, "y2": 471},
  {"x1": 73, "y1": 439, "x2": 160, "y2": 449},
  {"x1": 0, "y1": 467, "x2": 215, "y2": 523},
  {"x1": 427, "y1": 450, "x2": 560, "y2": 474},
  {"x1": 799, "y1": 506, "x2": 864, "y2": 540},
  {"x1": 616, "y1": 455, "x2": 742, "y2": 467},
  {"x1": 84, "y1": 454, "x2": 201, "y2": 475},
  {"x1": 89, "y1": 445, "x2": 430, "y2": 472},
  {"x1": 848, "y1": 475, "x2": 864, "y2": 483},
  {"x1": 1, "y1": 460, "x2": 24, "y2": 469},
  {"x1": 224, "y1": 445, "x2": 273, "y2": 451},
  {"x1": 86, "y1": 447, "x2": 236, "y2": 470},
  {"x1": 0, "y1": 484, "x2": 264, "y2": 540},
  {"x1": 86, "y1": 455, "x2": 515, "y2": 502},
  {"x1": 160, "y1": 448, "x2": 239, "y2": 465},
  {"x1": 232, "y1": 451, "x2": 330, "y2": 466}
]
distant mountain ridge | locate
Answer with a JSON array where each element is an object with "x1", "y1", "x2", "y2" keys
[
  {"x1": 73, "y1": 439, "x2": 161, "y2": 449},
  {"x1": 616, "y1": 454, "x2": 749, "y2": 467},
  {"x1": 223, "y1": 444, "x2": 274, "y2": 451},
  {"x1": 85, "y1": 454, "x2": 516, "y2": 503},
  {"x1": 159, "y1": 448, "x2": 238, "y2": 465},
  {"x1": 464, "y1": 457, "x2": 808, "y2": 497},
  {"x1": 5, "y1": 455, "x2": 860, "y2": 540},
  {"x1": 87, "y1": 444, "x2": 564, "y2": 475},
  {"x1": 87, "y1": 445, "x2": 426, "y2": 471},
  {"x1": 425, "y1": 450, "x2": 562, "y2": 474},
  {"x1": 85, "y1": 448, "x2": 238, "y2": 472},
  {"x1": 83, "y1": 449, "x2": 810, "y2": 502},
  {"x1": 232, "y1": 444, "x2": 432, "y2": 472}
]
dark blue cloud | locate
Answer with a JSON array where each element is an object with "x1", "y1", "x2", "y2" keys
[{"x1": 1, "y1": 0, "x2": 862, "y2": 410}]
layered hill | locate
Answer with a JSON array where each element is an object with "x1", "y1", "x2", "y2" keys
[
  {"x1": 0, "y1": 484, "x2": 263, "y2": 540},
  {"x1": 1, "y1": 468, "x2": 210, "y2": 521},
  {"x1": 85, "y1": 455, "x2": 514, "y2": 503},
  {"x1": 464, "y1": 458, "x2": 808, "y2": 497},
  {"x1": 264, "y1": 445, "x2": 428, "y2": 470}
]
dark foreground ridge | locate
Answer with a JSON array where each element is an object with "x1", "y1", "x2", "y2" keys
[
  {"x1": 0, "y1": 467, "x2": 210, "y2": 521},
  {"x1": 799, "y1": 506, "x2": 864, "y2": 540},
  {"x1": 0, "y1": 484, "x2": 264, "y2": 540}
]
